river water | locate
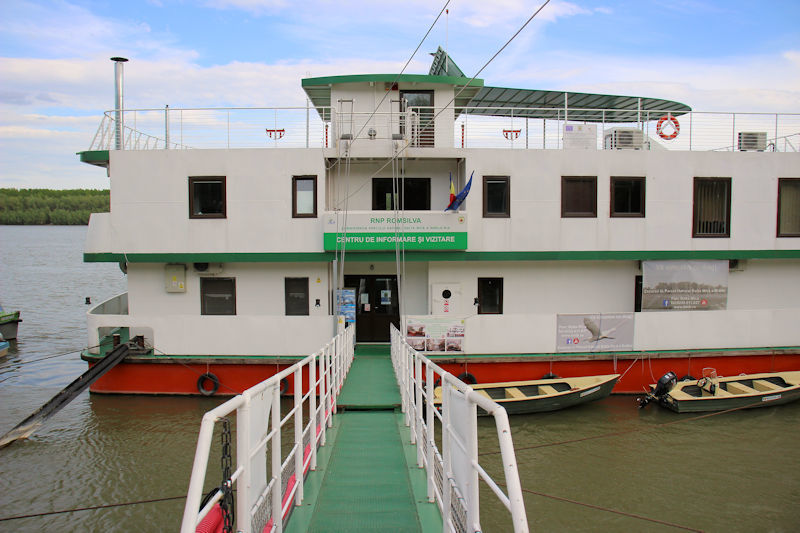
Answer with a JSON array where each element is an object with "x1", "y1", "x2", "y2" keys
[{"x1": 0, "y1": 225, "x2": 798, "y2": 532}]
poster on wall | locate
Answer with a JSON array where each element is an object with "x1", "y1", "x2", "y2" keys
[
  {"x1": 642, "y1": 260, "x2": 728, "y2": 311},
  {"x1": 406, "y1": 315, "x2": 465, "y2": 353},
  {"x1": 556, "y1": 313, "x2": 635, "y2": 353},
  {"x1": 336, "y1": 289, "x2": 356, "y2": 324}
]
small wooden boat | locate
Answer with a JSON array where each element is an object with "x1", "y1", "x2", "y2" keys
[
  {"x1": 639, "y1": 370, "x2": 800, "y2": 413},
  {"x1": 435, "y1": 374, "x2": 619, "y2": 415},
  {"x1": 0, "y1": 333, "x2": 9, "y2": 358},
  {"x1": 0, "y1": 306, "x2": 21, "y2": 340}
]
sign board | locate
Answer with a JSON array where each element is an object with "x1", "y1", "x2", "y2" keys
[
  {"x1": 336, "y1": 289, "x2": 356, "y2": 324},
  {"x1": 323, "y1": 212, "x2": 467, "y2": 251},
  {"x1": 642, "y1": 260, "x2": 728, "y2": 311},
  {"x1": 557, "y1": 313, "x2": 635, "y2": 353},
  {"x1": 406, "y1": 315, "x2": 465, "y2": 353}
]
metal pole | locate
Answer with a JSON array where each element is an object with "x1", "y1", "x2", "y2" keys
[
  {"x1": 111, "y1": 57, "x2": 128, "y2": 150},
  {"x1": 165, "y1": 105, "x2": 170, "y2": 149}
]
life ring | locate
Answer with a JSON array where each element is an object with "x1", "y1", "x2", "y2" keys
[
  {"x1": 656, "y1": 115, "x2": 680, "y2": 140},
  {"x1": 457, "y1": 372, "x2": 477, "y2": 385},
  {"x1": 279, "y1": 378, "x2": 288, "y2": 395},
  {"x1": 197, "y1": 373, "x2": 220, "y2": 396}
]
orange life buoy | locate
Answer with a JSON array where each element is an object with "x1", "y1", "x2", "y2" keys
[{"x1": 656, "y1": 114, "x2": 680, "y2": 140}]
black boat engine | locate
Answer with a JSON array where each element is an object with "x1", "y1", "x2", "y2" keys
[{"x1": 637, "y1": 371, "x2": 678, "y2": 408}]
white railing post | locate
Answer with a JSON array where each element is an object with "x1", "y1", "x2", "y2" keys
[
  {"x1": 271, "y1": 381, "x2": 282, "y2": 533},
  {"x1": 236, "y1": 397, "x2": 252, "y2": 533},
  {"x1": 310, "y1": 350, "x2": 318, "y2": 470},
  {"x1": 441, "y1": 381, "x2": 453, "y2": 532},
  {"x1": 425, "y1": 361, "x2": 435, "y2": 503},
  {"x1": 294, "y1": 365, "x2": 303, "y2": 507}
]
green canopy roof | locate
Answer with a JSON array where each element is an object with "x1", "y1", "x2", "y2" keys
[
  {"x1": 428, "y1": 47, "x2": 690, "y2": 122},
  {"x1": 300, "y1": 47, "x2": 690, "y2": 122}
]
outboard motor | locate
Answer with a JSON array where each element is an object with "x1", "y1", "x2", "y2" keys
[{"x1": 637, "y1": 371, "x2": 678, "y2": 408}]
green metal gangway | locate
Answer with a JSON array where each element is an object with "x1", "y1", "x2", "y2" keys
[{"x1": 285, "y1": 344, "x2": 442, "y2": 532}]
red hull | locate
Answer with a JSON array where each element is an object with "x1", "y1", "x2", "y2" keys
[{"x1": 86, "y1": 351, "x2": 800, "y2": 396}]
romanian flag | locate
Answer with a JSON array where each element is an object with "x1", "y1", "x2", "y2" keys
[
  {"x1": 448, "y1": 172, "x2": 456, "y2": 206},
  {"x1": 445, "y1": 171, "x2": 473, "y2": 211}
]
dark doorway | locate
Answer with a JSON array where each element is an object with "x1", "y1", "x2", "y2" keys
[
  {"x1": 400, "y1": 90, "x2": 434, "y2": 147},
  {"x1": 344, "y1": 275, "x2": 399, "y2": 342}
]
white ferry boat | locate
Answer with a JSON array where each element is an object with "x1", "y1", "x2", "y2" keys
[{"x1": 80, "y1": 49, "x2": 800, "y2": 395}]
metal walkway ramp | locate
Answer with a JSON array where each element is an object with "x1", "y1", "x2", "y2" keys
[{"x1": 286, "y1": 344, "x2": 441, "y2": 532}]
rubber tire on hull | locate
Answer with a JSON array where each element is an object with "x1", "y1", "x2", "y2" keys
[
  {"x1": 457, "y1": 372, "x2": 477, "y2": 385},
  {"x1": 197, "y1": 373, "x2": 220, "y2": 396}
]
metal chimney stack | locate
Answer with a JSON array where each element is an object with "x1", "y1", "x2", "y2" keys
[{"x1": 111, "y1": 57, "x2": 128, "y2": 150}]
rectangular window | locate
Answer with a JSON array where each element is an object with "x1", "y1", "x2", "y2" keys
[
  {"x1": 189, "y1": 176, "x2": 226, "y2": 218},
  {"x1": 477, "y1": 278, "x2": 503, "y2": 314},
  {"x1": 292, "y1": 175, "x2": 317, "y2": 218},
  {"x1": 611, "y1": 176, "x2": 645, "y2": 217},
  {"x1": 693, "y1": 177, "x2": 731, "y2": 237},
  {"x1": 483, "y1": 176, "x2": 510, "y2": 218},
  {"x1": 777, "y1": 178, "x2": 800, "y2": 237},
  {"x1": 371, "y1": 178, "x2": 431, "y2": 210},
  {"x1": 285, "y1": 277, "x2": 309, "y2": 316},
  {"x1": 561, "y1": 176, "x2": 597, "y2": 217},
  {"x1": 200, "y1": 277, "x2": 236, "y2": 315}
]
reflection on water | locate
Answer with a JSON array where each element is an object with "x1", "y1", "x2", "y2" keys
[
  {"x1": 1, "y1": 226, "x2": 799, "y2": 531},
  {"x1": 479, "y1": 396, "x2": 800, "y2": 532}
]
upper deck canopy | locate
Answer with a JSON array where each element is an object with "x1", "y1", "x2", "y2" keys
[{"x1": 302, "y1": 47, "x2": 690, "y2": 122}]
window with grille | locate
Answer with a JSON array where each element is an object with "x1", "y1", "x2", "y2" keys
[
  {"x1": 777, "y1": 178, "x2": 800, "y2": 237},
  {"x1": 693, "y1": 177, "x2": 731, "y2": 237}
]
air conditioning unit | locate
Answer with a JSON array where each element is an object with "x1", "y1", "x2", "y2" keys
[
  {"x1": 604, "y1": 128, "x2": 644, "y2": 150},
  {"x1": 193, "y1": 262, "x2": 224, "y2": 274},
  {"x1": 738, "y1": 132, "x2": 767, "y2": 151}
]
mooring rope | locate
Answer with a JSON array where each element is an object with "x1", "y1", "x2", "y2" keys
[
  {"x1": 0, "y1": 495, "x2": 186, "y2": 522},
  {"x1": 512, "y1": 485, "x2": 704, "y2": 532}
]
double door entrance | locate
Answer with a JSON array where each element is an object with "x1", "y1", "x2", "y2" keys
[{"x1": 344, "y1": 275, "x2": 399, "y2": 342}]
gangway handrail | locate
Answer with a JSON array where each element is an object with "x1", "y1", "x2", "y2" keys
[
  {"x1": 390, "y1": 324, "x2": 529, "y2": 533},
  {"x1": 179, "y1": 322, "x2": 355, "y2": 533}
]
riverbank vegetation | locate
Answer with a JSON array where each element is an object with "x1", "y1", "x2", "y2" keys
[{"x1": 0, "y1": 189, "x2": 109, "y2": 225}]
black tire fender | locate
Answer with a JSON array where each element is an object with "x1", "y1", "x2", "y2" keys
[{"x1": 197, "y1": 373, "x2": 220, "y2": 396}]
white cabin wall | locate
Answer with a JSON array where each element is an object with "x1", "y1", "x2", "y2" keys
[
  {"x1": 428, "y1": 261, "x2": 638, "y2": 315},
  {"x1": 127, "y1": 262, "x2": 329, "y2": 317},
  {"x1": 462, "y1": 150, "x2": 800, "y2": 252},
  {"x1": 726, "y1": 259, "x2": 800, "y2": 310},
  {"x1": 106, "y1": 149, "x2": 326, "y2": 254}
]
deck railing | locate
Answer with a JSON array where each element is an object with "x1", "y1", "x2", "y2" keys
[
  {"x1": 179, "y1": 322, "x2": 354, "y2": 533},
  {"x1": 88, "y1": 106, "x2": 799, "y2": 153},
  {"x1": 390, "y1": 324, "x2": 529, "y2": 533}
]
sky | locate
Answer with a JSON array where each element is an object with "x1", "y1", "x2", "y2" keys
[{"x1": 1, "y1": 0, "x2": 798, "y2": 189}]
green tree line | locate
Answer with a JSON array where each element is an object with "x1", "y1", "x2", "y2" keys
[{"x1": 0, "y1": 188, "x2": 110, "y2": 225}]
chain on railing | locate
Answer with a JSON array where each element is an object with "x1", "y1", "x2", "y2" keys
[
  {"x1": 179, "y1": 322, "x2": 355, "y2": 533},
  {"x1": 390, "y1": 324, "x2": 529, "y2": 533}
]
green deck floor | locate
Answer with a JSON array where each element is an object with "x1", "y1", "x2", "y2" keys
[{"x1": 285, "y1": 344, "x2": 441, "y2": 533}]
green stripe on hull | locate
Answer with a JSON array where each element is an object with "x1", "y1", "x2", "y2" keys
[{"x1": 84, "y1": 249, "x2": 800, "y2": 263}]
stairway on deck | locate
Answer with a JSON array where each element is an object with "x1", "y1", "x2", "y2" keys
[{"x1": 286, "y1": 344, "x2": 440, "y2": 533}]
